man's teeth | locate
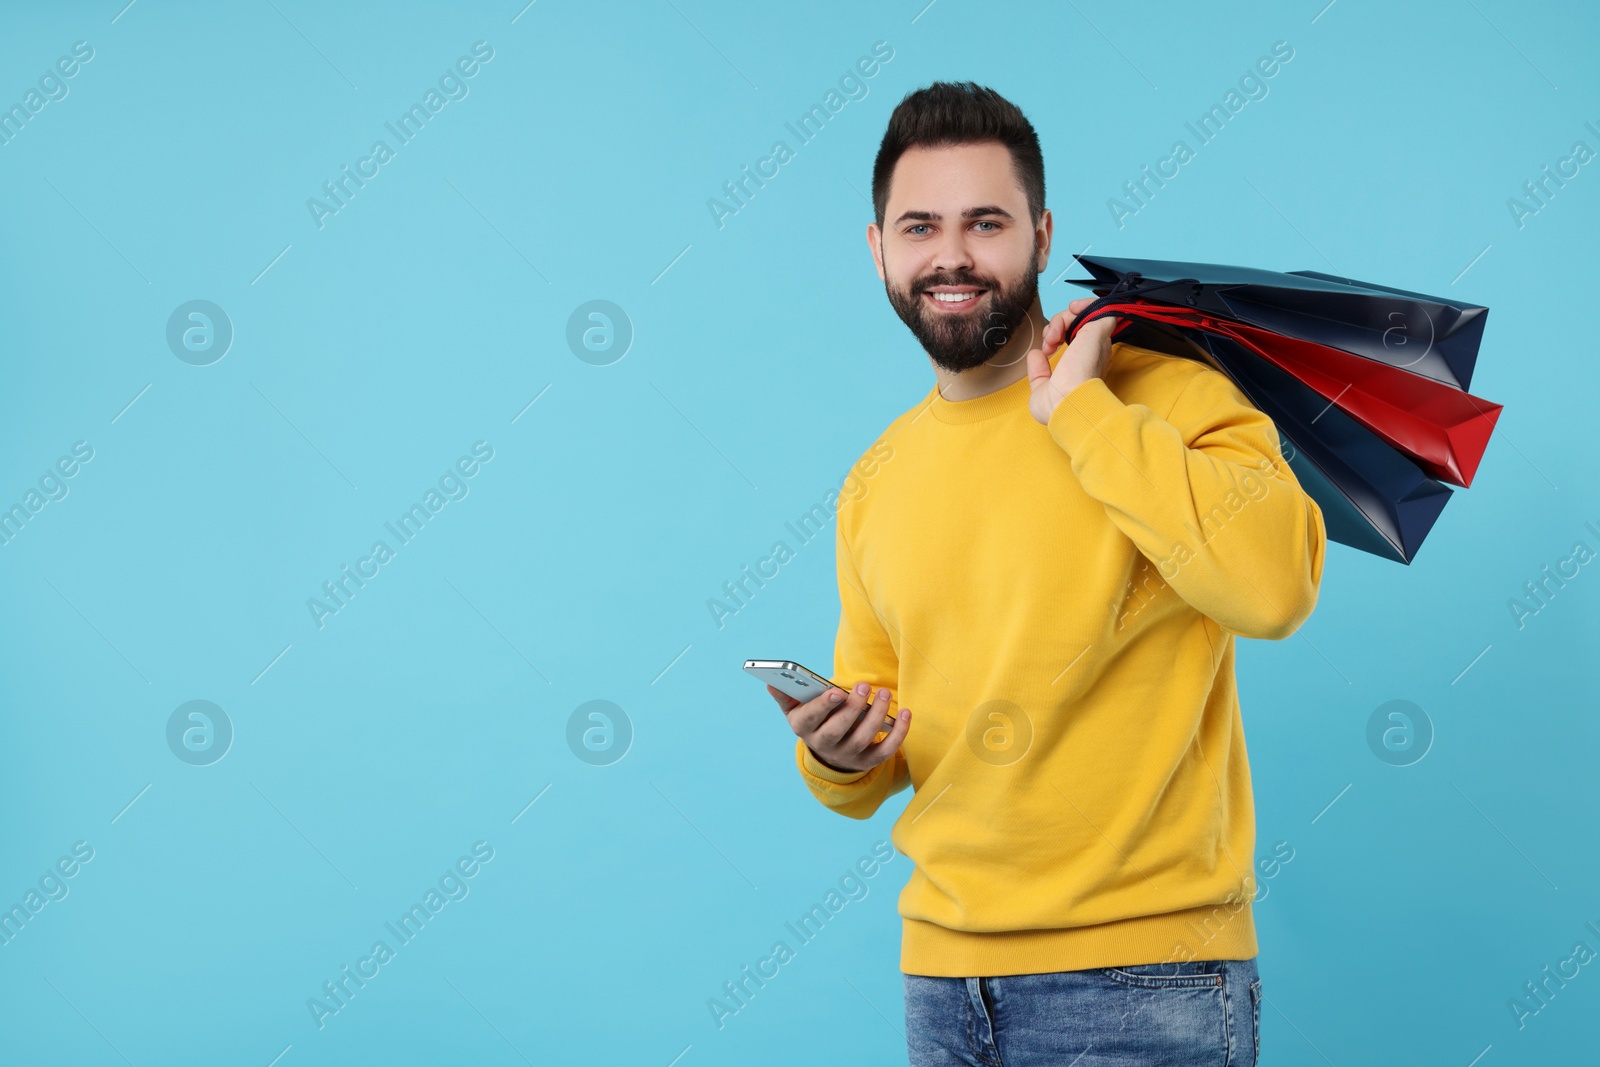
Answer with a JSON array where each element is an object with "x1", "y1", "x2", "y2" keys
[{"x1": 932, "y1": 291, "x2": 981, "y2": 303}]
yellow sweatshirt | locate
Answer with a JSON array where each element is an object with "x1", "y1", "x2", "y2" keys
[{"x1": 795, "y1": 340, "x2": 1326, "y2": 977}]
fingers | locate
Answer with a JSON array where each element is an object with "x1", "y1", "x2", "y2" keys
[
  {"x1": 856, "y1": 703, "x2": 912, "y2": 768},
  {"x1": 791, "y1": 680, "x2": 911, "y2": 773},
  {"x1": 1042, "y1": 301, "x2": 1117, "y2": 361},
  {"x1": 1042, "y1": 307, "x2": 1076, "y2": 353},
  {"x1": 1079, "y1": 313, "x2": 1119, "y2": 341},
  {"x1": 844, "y1": 687, "x2": 896, "y2": 748},
  {"x1": 785, "y1": 680, "x2": 861, "y2": 737},
  {"x1": 1044, "y1": 299, "x2": 1098, "y2": 349},
  {"x1": 822, "y1": 685, "x2": 902, "y2": 768},
  {"x1": 766, "y1": 684, "x2": 801, "y2": 714},
  {"x1": 812, "y1": 681, "x2": 877, "y2": 747}
]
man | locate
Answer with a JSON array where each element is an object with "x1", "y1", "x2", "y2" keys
[{"x1": 767, "y1": 81, "x2": 1325, "y2": 1065}]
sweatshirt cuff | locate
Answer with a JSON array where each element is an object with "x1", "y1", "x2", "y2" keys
[
  {"x1": 797, "y1": 738, "x2": 872, "y2": 785},
  {"x1": 1045, "y1": 376, "x2": 1127, "y2": 458}
]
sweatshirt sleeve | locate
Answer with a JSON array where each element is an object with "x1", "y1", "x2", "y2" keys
[
  {"x1": 794, "y1": 518, "x2": 912, "y2": 820},
  {"x1": 1046, "y1": 360, "x2": 1326, "y2": 640}
]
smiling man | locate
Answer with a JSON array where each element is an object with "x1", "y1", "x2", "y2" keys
[{"x1": 769, "y1": 81, "x2": 1326, "y2": 1065}]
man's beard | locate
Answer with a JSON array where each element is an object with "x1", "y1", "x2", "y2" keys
[{"x1": 884, "y1": 261, "x2": 1039, "y2": 374}]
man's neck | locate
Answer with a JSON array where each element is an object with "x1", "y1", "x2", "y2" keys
[{"x1": 931, "y1": 298, "x2": 1050, "y2": 402}]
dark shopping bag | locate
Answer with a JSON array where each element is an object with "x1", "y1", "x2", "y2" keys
[
  {"x1": 1063, "y1": 255, "x2": 1503, "y2": 564},
  {"x1": 1070, "y1": 254, "x2": 1490, "y2": 390}
]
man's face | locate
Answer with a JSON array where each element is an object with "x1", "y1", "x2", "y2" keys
[{"x1": 868, "y1": 141, "x2": 1049, "y2": 374}]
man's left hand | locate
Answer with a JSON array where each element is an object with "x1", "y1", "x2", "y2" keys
[{"x1": 1026, "y1": 297, "x2": 1119, "y2": 426}]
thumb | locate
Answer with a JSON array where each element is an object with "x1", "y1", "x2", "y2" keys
[{"x1": 1025, "y1": 343, "x2": 1053, "y2": 391}]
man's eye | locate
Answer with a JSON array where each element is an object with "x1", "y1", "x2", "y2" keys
[
  {"x1": 907, "y1": 224, "x2": 930, "y2": 236},
  {"x1": 973, "y1": 221, "x2": 999, "y2": 232}
]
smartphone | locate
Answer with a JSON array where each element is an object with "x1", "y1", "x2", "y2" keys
[{"x1": 744, "y1": 659, "x2": 895, "y2": 732}]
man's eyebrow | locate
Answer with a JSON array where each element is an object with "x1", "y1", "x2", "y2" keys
[{"x1": 892, "y1": 205, "x2": 1016, "y2": 226}]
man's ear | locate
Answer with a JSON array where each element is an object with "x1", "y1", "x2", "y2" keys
[
  {"x1": 1034, "y1": 207, "x2": 1053, "y2": 274},
  {"x1": 866, "y1": 223, "x2": 886, "y2": 281}
]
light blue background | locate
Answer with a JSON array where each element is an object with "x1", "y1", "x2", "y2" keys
[{"x1": 2, "y1": 1, "x2": 1596, "y2": 1064}]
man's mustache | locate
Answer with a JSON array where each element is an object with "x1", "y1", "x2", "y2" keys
[{"x1": 917, "y1": 274, "x2": 991, "y2": 293}]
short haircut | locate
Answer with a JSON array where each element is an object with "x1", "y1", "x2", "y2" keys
[{"x1": 871, "y1": 80, "x2": 1045, "y2": 231}]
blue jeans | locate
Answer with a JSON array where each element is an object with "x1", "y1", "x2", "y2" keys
[{"x1": 904, "y1": 957, "x2": 1260, "y2": 1066}]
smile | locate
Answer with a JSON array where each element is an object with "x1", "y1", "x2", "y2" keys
[{"x1": 923, "y1": 288, "x2": 986, "y2": 308}]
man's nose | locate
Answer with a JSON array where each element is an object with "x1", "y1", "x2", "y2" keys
[{"x1": 928, "y1": 228, "x2": 975, "y2": 274}]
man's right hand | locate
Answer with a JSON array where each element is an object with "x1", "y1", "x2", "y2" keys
[{"x1": 768, "y1": 680, "x2": 911, "y2": 774}]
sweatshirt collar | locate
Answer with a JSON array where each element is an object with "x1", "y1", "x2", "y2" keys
[{"x1": 926, "y1": 344, "x2": 1065, "y2": 425}]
